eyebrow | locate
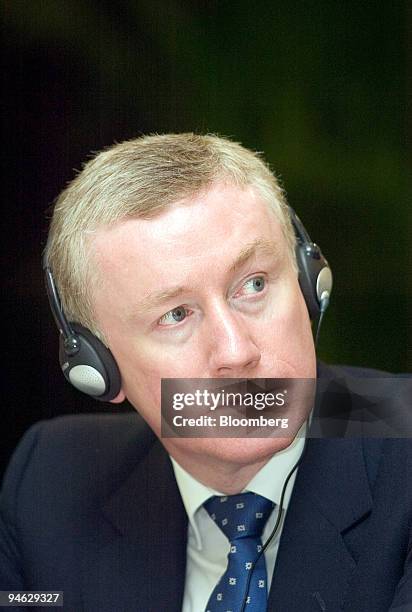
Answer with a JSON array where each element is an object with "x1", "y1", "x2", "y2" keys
[
  {"x1": 229, "y1": 238, "x2": 280, "y2": 273},
  {"x1": 135, "y1": 285, "x2": 190, "y2": 315},
  {"x1": 133, "y1": 238, "x2": 281, "y2": 316}
]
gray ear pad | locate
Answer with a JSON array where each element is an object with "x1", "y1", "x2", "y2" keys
[{"x1": 59, "y1": 323, "x2": 122, "y2": 401}]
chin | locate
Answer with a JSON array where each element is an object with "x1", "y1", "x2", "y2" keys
[
  {"x1": 214, "y1": 436, "x2": 295, "y2": 464},
  {"x1": 171, "y1": 435, "x2": 296, "y2": 467}
]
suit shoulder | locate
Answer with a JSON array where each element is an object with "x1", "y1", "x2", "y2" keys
[
  {"x1": 32, "y1": 411, "x2": 153, "y2": 447},
  {"x1": 1, "y1": 412, "x2": 156, "y2": 514},
  {"x1": 27, "y1": 411, "x2": 155, "y2": 471},
  {"x1": 318, "y1": 360, "x2": 411, "y2": 379}
]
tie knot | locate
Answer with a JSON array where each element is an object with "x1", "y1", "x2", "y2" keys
[{"x1": 204, "y1": 492, "x2": 274, "y2": 542}]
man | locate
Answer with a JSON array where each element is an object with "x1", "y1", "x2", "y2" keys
[{"x1": 0, "y1": 134, "x2": 411, "y2": 611}]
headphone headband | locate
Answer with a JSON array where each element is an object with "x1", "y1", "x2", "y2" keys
[{"x1": 44, "y1": 206, "x2": 332, "y2": 400}]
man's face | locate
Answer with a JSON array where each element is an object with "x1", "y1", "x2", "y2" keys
[{"x1": 90, "y1": 182, "x2": 316, "y2": 466}]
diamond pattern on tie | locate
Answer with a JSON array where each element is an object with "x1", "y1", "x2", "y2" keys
[{"x1": 203, "y1": 492, "x2": 274, "y2": 612}]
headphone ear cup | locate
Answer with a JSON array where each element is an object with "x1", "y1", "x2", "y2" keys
[
  {"x1": 288, "y1": 206, "x2": 332, "y2": 320},
  {"x1": 58, "y1": 323, "x2": 122, "y2": 401},
  {"x1": 295, "y1": 244, "x2": 333, "y2": 320}
]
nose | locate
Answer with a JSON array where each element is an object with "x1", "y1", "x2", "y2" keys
[{"x1": 206, "y1": 306, "x2": 261, "y2": 376}]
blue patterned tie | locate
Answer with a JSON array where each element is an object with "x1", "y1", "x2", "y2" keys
[{"x1": 203, "y1": 492, "x2": 274, "y2": 612}]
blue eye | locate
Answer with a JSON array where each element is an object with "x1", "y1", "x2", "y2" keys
[
  {"x1": 243, "y1": 276, "x2": 265, "y2": 294},
  {"x1": 158, "y1": 306, "x2": 188, "y2": 326}
]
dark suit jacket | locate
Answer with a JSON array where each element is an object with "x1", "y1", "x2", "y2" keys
[{"x1": 0, "y1": 363, "x2": 411, "y2": 611}]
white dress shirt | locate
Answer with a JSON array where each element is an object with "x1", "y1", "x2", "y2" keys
[{"x1": 171, "y1": 425, "x2": 306, "y2": 612}]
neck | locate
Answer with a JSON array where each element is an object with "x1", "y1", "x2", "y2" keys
[{"x1": 165, "y1": 444, "x2": 275, "y2": 494}]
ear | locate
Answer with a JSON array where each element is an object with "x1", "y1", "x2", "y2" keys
[{"x1": 110, "y1": 389, "x2": 126, "y2": 404}]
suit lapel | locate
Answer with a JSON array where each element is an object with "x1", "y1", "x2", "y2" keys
[
  {"x1": 81, "y1": 365, "x2": 378, "y2": 611},
  {"x1": 268, "y1": 372, "x2": 374, "y2": 611},
  {"x1": 82, "y1": 439, "x2": 187, "y2": 612}
]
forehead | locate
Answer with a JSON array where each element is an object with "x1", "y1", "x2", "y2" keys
[{"x1": 89, "y1": 183, "x2": 288, "y2": 295}]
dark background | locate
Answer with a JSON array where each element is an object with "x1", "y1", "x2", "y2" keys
[{"x1": 2, "y1": 1, "x2": 411, "y2": 480}]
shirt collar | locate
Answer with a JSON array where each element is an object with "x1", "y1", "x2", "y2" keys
[{"x1": 171, "y1": 419, "x2": 307, "y2": 551}]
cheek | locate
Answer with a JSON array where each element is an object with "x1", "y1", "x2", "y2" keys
[
  {"x1": 114, "y1": 325, "x2": 206, "y2": 383},
  {"x1": 287, "y1": 293, "x2": 316, "y2": 373},
  {"x1": 111, "y1": 339, "x2": 200, "y2": 433},
  {"x1": 117, "y1": 355, "x2": 164, "y2": 433},
  {"x1": 258, "y1": 285, "x2": 315, "y2": 375}
]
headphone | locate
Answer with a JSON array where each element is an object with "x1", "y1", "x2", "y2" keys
[
  {"x1": 288, "y1": 207, "x2": 332, "y2": 319},
  {"x1": 43, "y1": 206, "x2": 332, "y2": 402}
]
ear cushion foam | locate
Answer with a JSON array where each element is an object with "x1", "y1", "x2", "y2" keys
[{"x1": 59, "y1": 324, "x2": 122, "y2": 401}]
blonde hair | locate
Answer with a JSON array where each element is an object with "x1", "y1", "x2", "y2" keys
[{"x1": 45, "y1": 133, "x2": 296, "y2": 343}]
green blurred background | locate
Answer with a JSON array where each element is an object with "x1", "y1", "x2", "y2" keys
[{"x1": 2, "y1": 1, "x2": 411, "y2": 475}]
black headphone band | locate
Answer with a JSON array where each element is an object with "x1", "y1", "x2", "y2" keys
[
  {"x1": 43, "y1": 258, "x2": 75, "y2": 341},
  {"x1": 288, "y1": 206, "x2": 313, "y2": 245},
  {"x1": 44, "y1": 206, "x2": 332, "y2": 400},
  {"x1": 43, "y1": 253, "x2": 122, "y2": 401}
]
